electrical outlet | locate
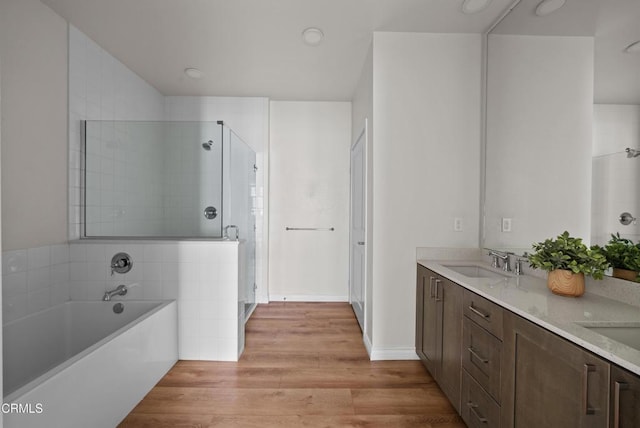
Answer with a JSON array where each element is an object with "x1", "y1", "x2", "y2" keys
[
  {"x1": 502, "y1": 217, "x2": 512, "y2": 233},
  {"x1": 454, "y1": 217, "x2": 463, "y2": 232}
]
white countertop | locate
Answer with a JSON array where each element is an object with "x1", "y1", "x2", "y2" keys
[{"x1": 418, "y1": 259, "x2": 640, "y2": 376}]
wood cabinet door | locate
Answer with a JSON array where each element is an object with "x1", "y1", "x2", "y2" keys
[
  {"x1": 421, "y1": 270, "x2": 441, "y2": 378},
  {"x1": 611, "y1": 365, "x2": 640, "y2": 428},
  {"x1": 440, "y1": 277, "x2": 463, "y2": 413},
  {"x1": 502, "y1": 312, "x2": 609, "y2": 428}
]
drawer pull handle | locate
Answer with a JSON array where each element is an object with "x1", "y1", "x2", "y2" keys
[
  {"x1": 614, "y1": 381, "x2": 629, "y2": 428},
  {"x1": 434, "y1": 279, "x2": 442, "y2": 302},
  {"x1": 468, "y1": 347, "x2": 489, "y2": 364},
  {"x1": 467, "y1": 402, "x2": 488, "y2": 424},
  {"x1": 468, "y1": 304, "x2": 490, "y2": 320},
  {"x1": 429, "y1": 277, "x2": 436, "y2": 298},
  {"x1": 582, "y1": 364, "x2": 596, "y2": 415}
]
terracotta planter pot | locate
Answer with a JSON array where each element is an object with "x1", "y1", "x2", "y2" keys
[
  {"x1": 612, "y1": 268, "x2": 639, "y2": 282},
  {"x1": 547, "y1": 269, "x2": 585, "y2": 297}
]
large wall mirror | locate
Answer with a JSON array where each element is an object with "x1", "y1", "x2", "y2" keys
[{"x1": 484, "y1": 0, "x2": 640, "y2": 258}]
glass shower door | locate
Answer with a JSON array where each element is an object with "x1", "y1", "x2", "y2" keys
[{"x1": 226, "y1": 127, "x2": 257, "y2": 318}]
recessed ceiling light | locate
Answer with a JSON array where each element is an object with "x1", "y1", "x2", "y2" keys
[
  {"x1": 184, "y1": 68, "x2": 204, "y2": 79},
  {"x1": 302, "y1": 27, "x2": 324, "y2": 47},
  {"x1": 535, "y1": 0, "x2": 566, "y2": 17},
  {"x1": 461, "y1": 0, "x2": 492, "y2": 14},
  {"x1": 624, "y1": 40, "x2": 640, "y2": 54}
]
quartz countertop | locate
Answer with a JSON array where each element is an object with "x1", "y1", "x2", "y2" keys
[{"x1": 418, "y1": 259, "x2": 640, "y2": 375}]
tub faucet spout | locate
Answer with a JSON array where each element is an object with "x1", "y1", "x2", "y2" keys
[{"x1": 103, "y1": 284, "x2": 128, "y2": 301}]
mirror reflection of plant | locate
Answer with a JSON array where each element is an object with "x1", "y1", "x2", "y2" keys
[
  {"x1": 602, "y1": 233, "x2": 640, "y2": 281},
  {"x1": 528, "y1": 231, "x2": 609, "y2": 280}
]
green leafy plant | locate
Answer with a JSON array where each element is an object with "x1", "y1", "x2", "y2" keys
[
  {"x1": 602, "y1": 233, "x2": 640, "y2": 280},
  {"x1": 528, "y1": 231, "x2": 609, "y2": 280}
]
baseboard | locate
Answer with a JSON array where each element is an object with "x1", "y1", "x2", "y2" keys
[
  {"x1": 362, "y1": 332, "x2": 373, "y2": 357},
  {"x1": 268, "y1": 294, "x2": 349, "y2": 302},
  {"x1": 369, "y1": 347, "x2": 420, "y2": 361}
]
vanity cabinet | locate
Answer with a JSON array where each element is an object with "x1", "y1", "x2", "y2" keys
[
  {"x1": 415, "y1": 265, "x2": 463, "y2": 412},
  {"x1": 610, "y1": 365, "x2": 640, "y2": 428},
  {"x1": 502, "y1": 311, "x2": 609, "y2": 428},
  {"x1": 416, "y1": 263, "x2": 640, "y2": 427},
  {"x1": 461, "y1": 290, "x2": 503, "y2": 428}
]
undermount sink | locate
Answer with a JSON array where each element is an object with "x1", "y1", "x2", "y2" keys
[
  {"x1": 583, "y1": 324, "x2": 640, "y2": 351},
  {"x1": 442, "y1": 265, "x2": 509, "y2": 279}
]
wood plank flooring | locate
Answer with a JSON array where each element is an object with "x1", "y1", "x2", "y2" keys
[{"x1": 119, "y1": 302, "x2": 465, "y2": 427}]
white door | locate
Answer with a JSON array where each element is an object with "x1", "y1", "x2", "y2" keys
[{"x1": 350, "y1": 124, "x2": 366, "y2": 331}]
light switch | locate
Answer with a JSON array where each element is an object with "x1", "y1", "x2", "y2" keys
[{"x1": 502, "y1": 217, "x2": 512, "y2": 233}]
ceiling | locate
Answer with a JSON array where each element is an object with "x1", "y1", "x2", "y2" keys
[{"x1": 40, "y1": 0, "x2": 514, "y2": 101}]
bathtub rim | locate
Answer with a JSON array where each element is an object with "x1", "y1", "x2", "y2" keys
[{"x1": 3, "y1": 299, "x2": 175, "y2": 402}]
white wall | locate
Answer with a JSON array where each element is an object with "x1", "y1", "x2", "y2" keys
[
  {"x1": 269, "y1": 101, "x2": 351, "y2": 301},
  {"x1": 485, "y1": 35, "x2": 594, "y2": 249},
  {"x1": 370, "y1": 32, "x2": 482, "y2": 358},
  {"x1": 0, "y1": 0, "x2": 68, "y2": 251},
  {"x1": 592, "y1": 104, "x2": 640, "y2": 244}
]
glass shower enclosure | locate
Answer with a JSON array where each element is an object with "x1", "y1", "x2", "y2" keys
[{"x1": 82, "y1": 120, "x2": 257, "y2": 315}]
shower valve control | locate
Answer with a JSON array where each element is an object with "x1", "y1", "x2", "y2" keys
[
  {"x1": 619, "y1": 212, "x2": 637, "y2": 226},
  {"x1": 204, "y1": 206, "x2": 218, "y2": 220}
]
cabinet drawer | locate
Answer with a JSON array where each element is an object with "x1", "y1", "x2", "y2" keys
[
  {"x1": 463, "y1": 289, "x2": 503, "y2": 340},
  {"x1": 462, "y1": 369, "x2": 501, "y2": 428},
  {"x1": 463, "y1": 316, "x2": 503, "y2": 403}
]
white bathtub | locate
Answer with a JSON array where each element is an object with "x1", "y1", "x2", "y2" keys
[{"x1": 3, "y1": 300, "x2": 178, "y2": 428}]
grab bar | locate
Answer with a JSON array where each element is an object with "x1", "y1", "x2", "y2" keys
[{"x1": 285, "y1": 227, "x2": 335, "y2": 231}]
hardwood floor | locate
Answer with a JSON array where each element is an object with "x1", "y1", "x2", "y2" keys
[{"x1": 119, "y1": 302, "x2": 465, "y2": 427}]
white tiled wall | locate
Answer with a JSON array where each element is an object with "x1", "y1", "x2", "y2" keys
[
  {"x1": 68, "y1": 25, "x2": 165, "y2": 240},
  {"x1": 69, "y1": 241, "x2": 243, "y2": 361},
  {"x1": 63, "y1": 26, "x2": 262, "y2": 361},
  {"x1": 161, "y1": 121, "x2": 223, "y2": 237},
  {"x1": 84, "y1": 121, "x2": 166, "y2": 236},
  {"x1": 2, "y1": 244, "x2": 70, "y2": 323}
]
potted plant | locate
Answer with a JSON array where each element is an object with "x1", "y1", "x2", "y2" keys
[
  {"x1": 602, "y1": 233, "x2": 640, "y2": 282},
  {"x1": 528, "y1": 231, "x2": 609, "y2": 297}
]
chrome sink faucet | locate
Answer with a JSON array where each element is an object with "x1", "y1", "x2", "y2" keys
[
  {"x1": 499, "y1": 253, "x2": 512, "y2": 272},
  {"x1": 488, "y1": 250, "x2": 502, "y2": 269},
  {"x1": 514, "y1": 254, "x2": 529, "y2": 276},
  {"x1": 488, "y1": 250, "x2": 512, "y2": 272},
  {"x1": 103, "y1": 284, "x2": 127, "y2": 301}
]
